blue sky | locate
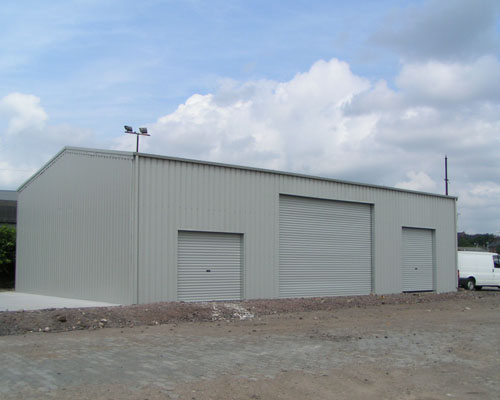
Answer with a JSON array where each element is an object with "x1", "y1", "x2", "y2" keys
[
  {"x1": 1, "y1": 0, "x2": 398, "y2": 130},
  {"x1": 1, "y1": 0, "x2": 500, "y2": 233}
]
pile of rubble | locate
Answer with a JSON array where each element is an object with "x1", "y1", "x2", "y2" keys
[{"x1": 0, "y1": 290, "x2": 488, "y2": 336}]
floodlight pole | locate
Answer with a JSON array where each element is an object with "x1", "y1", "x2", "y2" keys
[{"x1": 124, "y1": 125, "x2": 150, "y2": 153}]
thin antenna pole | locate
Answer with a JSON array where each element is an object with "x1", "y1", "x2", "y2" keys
[
  {"x1": 444, "y1": 155, "x2": 449, "y2": 196},
  {"x1": 136, "y1": 134, "x2": 139, "y2": 153}
]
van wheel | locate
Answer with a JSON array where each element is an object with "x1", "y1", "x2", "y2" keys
[{"x1": 465, "y1": 279, "x2": 476, "y2": 291}]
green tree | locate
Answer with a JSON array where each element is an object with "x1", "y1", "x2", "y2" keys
[
  {"x1": 0, "y1": 225, "x2": 16, "y2": 288},
  {"x1": 458, "y1": 232, "x2": 499, "y2": 250}
]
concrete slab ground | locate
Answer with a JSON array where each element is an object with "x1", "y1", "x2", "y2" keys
[{"x1": 0, "y1": 291, "x2": 119, "y2": 311}]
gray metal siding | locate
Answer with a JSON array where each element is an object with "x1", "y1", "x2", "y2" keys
[
  {"x1": 16, "y1": 150, "x2": 136, "y2": 304},
  {"x1": 177, "y1": 231, "x2": 243, "y2": 301},
  {"x1": 17, "y1": 147, "x2": 457, "y2": 304},
  {"x1": 137, "y1": 158, "x2": 277, "y2": 303},
  {"x1": 402, "y1": 228, "x2": 434, "y2": 291},
  {"x1": 279, "y1": 195, "x2": 372, "y2": 297},
  {"x1": 137, "y1": 155, "x2": 456, "y2": 302}
]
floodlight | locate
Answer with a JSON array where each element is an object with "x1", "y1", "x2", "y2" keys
[{"x1": 124, "y1": 124, "x2": 150, "y2": 152}]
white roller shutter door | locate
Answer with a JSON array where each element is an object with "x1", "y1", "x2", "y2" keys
[
  {"x1": 279, "y1": 195, "x2": 372, "y2": 298},
  {"x1": 177, "y1": 231, "x2": 243, "y2": 301},
  {"x1": 402, "y1": 228, "x2": 434, "y2": 291}
]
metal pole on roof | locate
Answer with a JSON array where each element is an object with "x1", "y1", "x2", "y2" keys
[{"x1": 444, "y1": 155, "x2": 449, "y2": 196}]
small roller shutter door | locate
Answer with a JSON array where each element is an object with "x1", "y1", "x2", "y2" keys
[
  {"x1": 402, "y1": 228, "x2": 434, "y2": 291},
  {"x1": 279, "y1": 195, "x2": 372, "y2": 298},
  {"x1": 177, "y1": 231, "x2": 243, "y2": 301}
]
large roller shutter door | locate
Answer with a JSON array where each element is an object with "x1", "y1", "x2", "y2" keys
[
  {"x1": 178, "y1": 231, "x2": 243, "y2": 301},
  {"x1": 279, "y1": 195, "x2": 372, "y2": 298},
  {"x1": 402, "y1": 228, "x2": 434, "y2": 291}
]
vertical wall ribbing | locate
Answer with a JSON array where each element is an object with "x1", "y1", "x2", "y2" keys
[
  {"x1": 17, "y1": 149, "x2": 457, "y2": 304},
  {"x1": 16, "y1": 150, "x2": 136, "y2": 304},
  {"x1": 137, "y1": 156, "x2": 456, "y2": 303}
]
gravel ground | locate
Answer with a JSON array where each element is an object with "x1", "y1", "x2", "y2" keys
[
  {"x1": 1, "y1": 289, "x2": 499, "y2": 399},
  {"x1": 0, "y1": 289, "x2": 489, "y2": 335}
]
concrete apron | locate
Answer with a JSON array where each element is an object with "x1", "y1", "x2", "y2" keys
[{"x1": 0, "y1": 291, "x2": 120, "y2": 311}]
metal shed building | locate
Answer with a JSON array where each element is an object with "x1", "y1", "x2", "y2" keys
[
  {"x1": 16, "y1": 147, "x2": 458, "y2": 304},
  {"x1": 0, "y1": 190, "x2": 17, "y2": 226}
]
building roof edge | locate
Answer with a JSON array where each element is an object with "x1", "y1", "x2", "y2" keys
[{"x1": 19, "y1": 146, "x2": 458, "y2": 200}]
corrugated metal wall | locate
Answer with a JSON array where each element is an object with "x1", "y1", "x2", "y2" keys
[
  {"x1": 16, "y1": 149, "x2": 136, "y2": 304},
  {"x1": 137, "y1": 157, "x2": 278, "y2": 303},
  {"x1": 137, "y1": 154, "x2": 457, "y2": 303},
  {"x1": 17, "y1": 148, "x2": 457, "y2": 304}
]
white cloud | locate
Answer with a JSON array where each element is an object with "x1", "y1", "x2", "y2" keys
[
  {"x1": 0, "y1": 93, "x2": 48, "y2": 135},
  {"x1": 458, "y1": 182, "x2": 500, "y2": 208},
  {"x1": 0, "y1": 92, "x2": 96, "y2": 189},
  {"x1": 395, "y1": 171, "x2": 437, "y2": 192},
  {"x1": 1, "y1": 0, "x2": 499, "y2": 237},
  {"x1": 2, "y1": 54, "x2": 500, "y2": 234},
  {"x1": 112, "y1": 56, "x2": 500, "y2": 233},
  {"x1": 116, "y1": 59, "x2": 375, "y2": 176},
  {"x1": 396, "y1": 56, "x2": 500, "y2": 104},
  {"x1": 455, "y1": 182, "x2": 500, "y2": 233}
]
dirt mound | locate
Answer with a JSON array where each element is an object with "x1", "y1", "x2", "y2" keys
[{"x1": 0, "y1": 290, "x2": 486, "y2": 336}]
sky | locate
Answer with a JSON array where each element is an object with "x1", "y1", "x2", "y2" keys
[{"x1": 1, "y1": 0, "x2": 500, "y2": 234}]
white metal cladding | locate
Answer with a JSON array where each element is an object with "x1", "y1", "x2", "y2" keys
[
  {"x1": 17, "y1": 147, "x2": 458, "y2": 305},
  {"x1": 137, "y1": 157, "x2": 278, "y2": 303},
  {"x1": 16, "y1": 150, "x2": 136, "y2": 304},
  {"x1": 402, "y1": 228, "x2": 434, "y2": 291},
  {"x1": 279, "y1": 195, "x2": 372, "y2": 297},
  {"x1": 177, "y1": 231, "x2": 243, "y2": 301},
  {"x1": 136, "y1": 151, "x2": 456, "y2": 302}
]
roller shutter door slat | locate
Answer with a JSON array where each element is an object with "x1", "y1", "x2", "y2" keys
[
  {"x1": 402, "y1": 228, "x2": 434, "y2": 291},
  {"x1": 178, "y1": 231, "x2": 242, "y2": 301},
  {"x1": 279, "y1": 195, "x2": 372, "y2": 298}
]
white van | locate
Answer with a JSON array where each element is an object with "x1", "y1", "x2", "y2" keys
[{"x1": 458, "y1": 251, "x2": 500, "y2": 290}]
